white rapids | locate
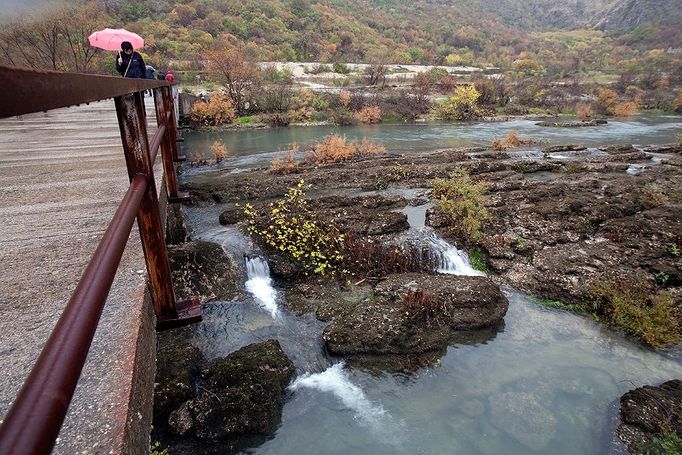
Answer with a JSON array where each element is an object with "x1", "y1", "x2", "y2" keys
[
  {"x1": 425, "y1": 234, "x2": 485, "y2": 276},
  {"x1": 289, "y1": 363, "x2": 388, "y2": 426},
  {"x1": 245, "y1": 256, "x2": 280, "y2": 318}
]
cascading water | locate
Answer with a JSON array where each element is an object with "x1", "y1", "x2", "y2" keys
[
  {"x1": 399, "y1": 203, "x2": 484, "y2": 277},
  {"x1": 289, "y1": 363, "x2": 388, "y2": 428},
  {"x1": 245, "y1": 256, "x2": 280, "y2": 318},
  {"x1": 425, "y1": 234, "x2": 485, "y2": 276}
]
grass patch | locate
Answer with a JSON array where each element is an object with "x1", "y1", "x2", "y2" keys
[
  {"x1": 238, "y1": 115, "x2": 253, "y2": 124},
  {"x1": 635, "y1": 431, "x2": 682, "y2": 455},
  {"x1": 469, "y1": 248, "x2": 489, "y2": 272},
  {"x1": 587, "y1": 276, "x2": 680, "y2": 348}
]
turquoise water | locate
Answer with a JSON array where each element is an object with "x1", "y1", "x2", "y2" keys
[
  {"x1": 182, "y1": 115, "x2": 682, "y2": 166},
  {"x1": 173, "y1": 116, "x2": 682, "y2": 454},
  {"x1": 167, "y1": 202, "x2": 682, "y2": 455}
]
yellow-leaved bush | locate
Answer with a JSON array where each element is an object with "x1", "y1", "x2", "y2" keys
[
  {"x1": 431, "y1": 167, "x2": 490, "y2": 240},
  {"x1": 243, "y1": 180, "x2": 345, "y2": 276},
  {"x1": 438, "y1": 85, "x2": 482, "y2": 121}
]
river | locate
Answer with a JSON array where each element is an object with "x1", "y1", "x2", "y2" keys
[
  {"x1": 182, "y1": 114, "x2": 682, "y2": 167},
  {"x1": 173, "y1": 114, "x2": 682, "y2": 454}
]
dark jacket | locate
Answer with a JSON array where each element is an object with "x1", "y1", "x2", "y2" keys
[{"x1": 115, "y1": 52, "x2": 146, "y2": 78}]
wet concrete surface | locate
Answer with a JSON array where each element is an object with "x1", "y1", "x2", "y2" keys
[{"x1": 0, "y1": 99, "x2": 163, "y2": 454}]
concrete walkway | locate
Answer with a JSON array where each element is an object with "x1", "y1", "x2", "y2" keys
[{"x1": 0, "y1": 99, "x2": 162, "y2": 454}]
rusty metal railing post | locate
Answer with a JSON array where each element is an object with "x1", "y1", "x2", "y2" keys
[
  {"x1": 153, "y1": 88, "x2": 189, "y2": 203},
  {"x1": 162, "y1": 86, "x2": 186, "y2": 161},
  {"x1": 114, "y1": 92, "x2": 201, "y2": 330}
]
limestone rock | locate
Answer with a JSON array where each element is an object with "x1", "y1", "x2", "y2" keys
[
  {"x1": 618, "y1": 380, "x2": 682, "y2": 452},
  {"x1": 168, "y1": 240, "x2": 241, "y2": 302},
  {"x1": 323, "y1": 273, "x2": 508, "y2": 355}
]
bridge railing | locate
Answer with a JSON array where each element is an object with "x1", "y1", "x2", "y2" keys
[{"x1": 0, "y1": 65, "x2": 201, "y2": 454}]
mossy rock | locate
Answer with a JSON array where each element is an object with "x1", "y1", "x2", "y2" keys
[
  {"x1": 323, "y1": 273, "x2": 508, "y2": 355},
  {"x1": 154, "y1": 339, "x2": 203, "y2": 423},
  {"x1": 168, "y1": 340, "x2": 295, "y2": 440},
  {"x1": 168, "y1": 240, "x2": 242, "y2": 302}
]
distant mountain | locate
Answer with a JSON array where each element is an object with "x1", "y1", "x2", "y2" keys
[
  {"x1": 593, "y1": 0, "x2": 681, "y2": 31},
  {"x1": 464, "y1": 0, "x2": 616, "y2": 30}
]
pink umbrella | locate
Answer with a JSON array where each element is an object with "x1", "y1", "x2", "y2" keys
[{"x1": 88, "y1": 28, "x2": 144, "y2": 51}]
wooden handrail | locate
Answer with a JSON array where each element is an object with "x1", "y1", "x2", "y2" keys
[
  {"x1": 0, "y1": 65, "x2": 168, "y2": 118},
  {"x1": 0, "y1": 66, "x2": 201, "y2": 454}
]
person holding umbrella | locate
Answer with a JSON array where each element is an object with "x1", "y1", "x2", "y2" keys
[
  {"x1": 116, "y1": 41, "x2": 146, "y2": 78},
  {"x1": 88, "y1": 28, "x2": 146, "y2": 78}
]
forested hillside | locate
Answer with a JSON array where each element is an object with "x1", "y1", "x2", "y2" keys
[{"x1": 1, "y1": 0, "x2": 679, "y2": 78}]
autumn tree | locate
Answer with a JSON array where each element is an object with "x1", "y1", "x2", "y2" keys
[
  {"x1": 594, "y1": 89, "x2": 618, "y2": 116},
  {"x1": 259, "y1": 67, "x2": 295, "y2": 112},
  {"x1": 513, "y1": 52, "x2": 545, "y2": 78},
  {"x1": 205, "y1": 43, "x2": 261, "y2": 114},
  {"x1": 411, "y1": 72, "x2": 436, "y2": 110},
  {"x1": 171, "y1": 4, "x2": 197, "y2": 27},
  {"x1": 0, "y1": 2, "x2": 110, "y2": 73}
]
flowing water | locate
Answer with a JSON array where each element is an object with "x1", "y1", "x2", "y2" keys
[
  {"x1": 173, "y1": 115, "x2": 682, "y2": 454},
  {"x1": 245, "y1": 256, "x2": 280, "y2": 319},
  {"x1": 182, "y1": 114, "x2": 682, "y2": 168}
]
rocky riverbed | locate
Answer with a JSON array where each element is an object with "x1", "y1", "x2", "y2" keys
[
  {"x1": 185, "y1": 141, "x2": 682, "y2": 321},
  {"x1": 154, "y1": 139, "x2": 682, "y2": 453}
]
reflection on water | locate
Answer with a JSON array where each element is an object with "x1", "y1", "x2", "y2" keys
[{"x1": 175, "y1": 202, "x2": 682, "y2": 455}]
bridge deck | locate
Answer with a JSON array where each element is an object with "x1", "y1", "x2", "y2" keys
[{"x1": 0, "y1": 100, "x2": 161, "y2": 454}]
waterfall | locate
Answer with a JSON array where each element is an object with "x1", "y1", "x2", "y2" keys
[
  {"x1": 426, "y1": 234, "x2": 485, "y2": 276},
  {"x1": 245, "y1": 256, "x2": 280, "y2": 318},
  {"x1": 289, "y1": 363, "x2": 387, "y2": 425}
]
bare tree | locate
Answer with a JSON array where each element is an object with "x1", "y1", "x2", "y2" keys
[
  {"x1": 364, "y1": 63, "x2": 387, "y2": 88},
  {"x1": 205, "y1": 43, "x2": 262, "y2": 114},
  {"x1": 0, "y1": 2, "x2": 110, "y2": 73},
  {"x1": 59, "y1": 3, "x2": 108, "y2": 72}
]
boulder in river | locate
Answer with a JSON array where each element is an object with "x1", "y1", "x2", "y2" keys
[
  {"x1": 218, "y1": 206, "x2": 242, "y2": 225},
  {"x1": 168, "y1": 340, "x2": 295, "y2": 441},
  {"x1": 168, "y1": 240, "x2": 242, "y2": 302},
  {"x1": 617, "y1": 380, "x2": 682, "y2": 452},
  {"x1": 599, "y1": 144, "x2": 638, "y2": 155},
  {"x1": 323, "y1": 273, "x2": 508, "y2": 355},
  {"x1": 541, "y1": 144, "x2": 587, "y2": 153},
  {"x1": 536, "y1": 119, "x2": 607, "y2": 127}
]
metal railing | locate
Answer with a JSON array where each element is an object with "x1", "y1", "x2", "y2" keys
[{"x1": 0, "y1": 66, "x2": 202, "y2": 454}]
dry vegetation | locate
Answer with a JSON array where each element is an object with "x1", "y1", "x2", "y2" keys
[
  {"x1": 401, "y1": 288, "x2": 449, "y2": 329},
  {"x1": 611, "y1": 101, "x2": 637, "y2": 118},
  {"x1": 587, "y1": 276, "x2": 680, "y2": 348},
  {"x1": 211, "y1": 140, "x2": 228, "y2": 163},
  {"x1": 490, "y1": 131, "x2": 535, "y2": 151},
  {"x1": 357, "y1": 105, "x2": 382, "y2": 124},
  {"x1": 270, "y1": 147, "x2": 298, "y2": 174},
  {"x1": 190, "y1": 96, "x2": 236, "y2": 126},
  {"x1": 640, "y1": 184, "x2": 668, "y2": 209},
  {"x1": 594, "y1": 88, "x2": 638, "y2": 118},
  {"x1": 576, "y1": 103, "x2": 593, "y2": 120},
  {"x1": 307, "y1": 135, "x2": 386, "y2": 164}
]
